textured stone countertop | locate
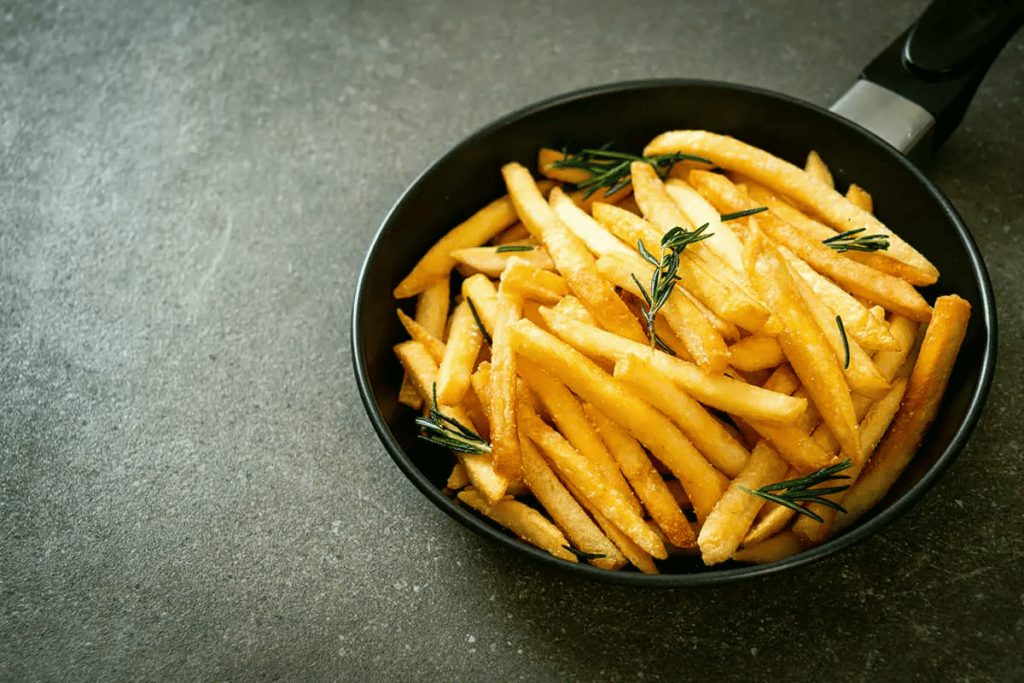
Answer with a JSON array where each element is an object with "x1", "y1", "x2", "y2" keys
[{"x1": 2, "y1": 1, "x2": 1022, "y2": 681}]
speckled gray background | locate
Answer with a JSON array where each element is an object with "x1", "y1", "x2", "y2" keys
[{"x1": 1, "y1": 0, "x2": 1022, "y2": 681}]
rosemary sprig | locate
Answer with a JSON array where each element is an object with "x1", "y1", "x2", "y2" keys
[
  {"x1": 494, "y1": 244, "x2": 534, "y2": 253},
  {"x1": 466, "y1": 297, "x2": 492, "y2": 346},
  {"x1": 562, "y1": 545, "x2": 607, "y2": 561},
  {"x1": 836, "y1": 315, "x2": 850, "y2": 369},
  {"x1": 632, "y1": 224, "x2": 715, "y2": 351},
  {"x1": 720, "y1": 207, "x2": 768, "y2": 222},
  {"x1": 415, "y1": 385, "x2": 492, "y2": 455},
  {"x1": 739, "y1": 459, "x2": 853, "y2": 523},
  {"x1": 551, "y1": 147, "x2": 712, "y2": 199},
  {"x1": 822, "y1": 228, "x2": 889, "y2": 253}
]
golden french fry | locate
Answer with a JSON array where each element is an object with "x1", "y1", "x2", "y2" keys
[
  {"x1": 462, "y1": 382, "x2": 491, "y2": 442},
  {"x1": 519, "y1": 401, "x2": 667, "y2": 558},
  {"x1": 698, "y1": 441, "x2": 790, "y2": 565},
  {"x1": 549, "y1": 186, "x2": 635, "y2": 259},
  {"x1": 519, "y1": 435, "x2": 626, "y2": 569},
  {"x1": 451, "y1": 243, "x2": 554, "y2": 277},
  {"x1": 435, "y1": 300, "x2": 485, "y2": 407},
  {"x1": 733, "y1": 531, "x2": 807, "y2": 564},
  {"x1": 682, "y1": 288, "x2": 742, "y2": 342},
  {"x1": 834, "y1": 295, "x2": 971, "y2": 532},
  {"x1": 492, "y1": 222, "x2": 531, "y2": 245},
  {"x1": 470, "y1": 361, "x2": 493, "y2": 427},
  {"x1": 508, "y1": 318, "x2": 729, "y2": 520},
  {"x1": 458, "y1": 489, "x2": 578, "y2": 562},
  {"x1": 645, "y1": 131, "x2": 939, "y2": 283},
  {"x1": 630, "y1": 160, "x2": 697, "y2": 232},
  {"x1": 871, "y1": 315, "x2": 920, "y2": 381},
  {"x1": 502, "y1": 162, "x2": 647, "y2": 343},
  {"x1": 393, "y1": 340, "x2": 441, "y2": 407},
  {"x1": 846, "y1": 183, "x2": 873, "y2": 213},
  {"x1": 489, "y1": 283, "x2": 524, "y2": 480},
  {"x1": 499, "y1": 258, "x2": 569, "y2": 304},
  {"x1": 414, "y1": 274, "x2": 450, "y2": 339},
  {"x1": 538, "y1": 305, "x2": 808, "y2": 425},
  {"x1": 460, "y1": 273, "x2": 499, "y2": 337},
  {"x1": 551, "y1": 295, "x2": 597, "y2": 325},
  {"x1": 727, "y1": 336, "x2": 785, "y2": 372},
  {"x1": 584, "y1": 403, "x2": 696, "y2": 548},
  {"x1": 744, "y1": 230, "x2": 860, "y2": 461},
  {"x1": 663, "y1": 177, "x2": 747, "y2": 277},
  {"x1": 804, "y1": 150, "x2": 834, "y2": 188},
  {"x1": 398, "y1": 375, "x2": 423, "y2": 409},
  {"x1": 394, "y1": 185, "x2": 550, "y2": 299},
  {"x1": 691, "y1": 170, "x2": 933, "y2": 323},
  {"x1": 518, "y1": 358, "x2": 643, "y2": 517},
  {"x1": 445, "y1": 462, "x2": 470, "y2": 491},
  {"x1": 397, "y1": 309, "x2": 447, "y2": 362},
  {"x1": 614, "y1": 354, "x2": 751, "y2": 478}
]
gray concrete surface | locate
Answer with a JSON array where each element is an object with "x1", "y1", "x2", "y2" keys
[{"x1": 2, "y1": 0, "x2": 1022, "y2": 681}]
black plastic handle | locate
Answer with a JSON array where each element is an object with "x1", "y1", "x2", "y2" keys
[{"x1": 861, "y1": 0, "x2": 1024, "y2": 151}]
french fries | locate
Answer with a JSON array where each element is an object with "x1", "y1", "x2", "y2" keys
[
  {"x1": 644, "y1": 130, "x2": 939, "y2": 283},
  {"x1": 389, "y1": 132, "x2": 972, "y2": 572}
]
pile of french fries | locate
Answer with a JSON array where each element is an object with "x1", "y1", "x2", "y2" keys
[{"x1": 390, "y1": 130, "x2": 971, "y2": 573}]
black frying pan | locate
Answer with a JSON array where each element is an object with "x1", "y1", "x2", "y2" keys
[{"x1": 352, "y1": 0, "x2": 1018, "y2": 586}]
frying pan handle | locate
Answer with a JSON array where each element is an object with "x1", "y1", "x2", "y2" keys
[{"x1": 831, "y1": 0, "x2": 1024, "y2": 163}]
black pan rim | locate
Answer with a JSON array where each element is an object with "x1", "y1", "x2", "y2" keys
[{"x1": 351, "y1": 77, "x2": 998, "y2": 587}]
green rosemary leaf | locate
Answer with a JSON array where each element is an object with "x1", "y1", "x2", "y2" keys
[
  {"x1": 737, "y1": 487, "x2": 825, "y2": 523},
  {"x1": 630, "y1": 224, "x2": 713, "y2": 350},
  {"x1": 720, "y1": 207, "x2": 768, "y2": 221},
  {"x1": 562, "y1": 545, "x2": 607, "y2": 561},
  {"x1": 822, "y1": 228, "x2": 890, "y2": 253},
  {"x1": 494, "y1": 244, "x2": 535, "y2": 253},
  {"x1": 415, "y1": 385, "x2": 492, "y2": 455},
  {"x1": 740, "y1": 459, "x2": 853, "y2": 523},
  {"x1": 551, "y1": 147, "x2": 712, "y2": 199},
  {"x1": 466, "y1": 297, "x2": 492, "y2": 346},
  {"x1": 836, "y1": 315, "x2": 850, "y2": 369}
]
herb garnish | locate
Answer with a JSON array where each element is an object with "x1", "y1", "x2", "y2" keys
[
  {"x1": 551, "y1": 147, "x2": 712, "y2": 199},
  {"x1": 720, "y1": 207, "x2": 768, "y2": 221},
  {"x1": 739, "y1": 459, "x2": 853, "y2": 523},
  {"x1": 494, "y1": 244, "x2": 535, "y2": 253},
  {"x1": 465, "y1": 297, "x2": 492, "y2": 346},
  {"x1": 632, "y1": 224, "x2": 715, "y2": 351},
  {"x1": 415, "y1": 385, "x2": 492, "y2": 455},
  {"x1": 627, "y1": 207, "x2": 765, "y2": 350},
  {"x1": 563, "y1": 545, "x2": 607, "y2": 561},
  {"x1": 822, "y1": 228, "x2": 889, "y2": 253},
  {"x1": 836, "y1": 315, "x2": 850, "y2": 369}
]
